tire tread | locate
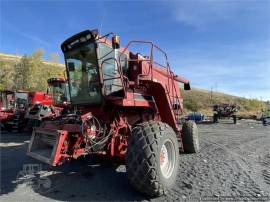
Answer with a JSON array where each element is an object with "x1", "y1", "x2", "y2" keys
[{"x1": 126, "y1": 121, "x2": 176, "y2": 196}]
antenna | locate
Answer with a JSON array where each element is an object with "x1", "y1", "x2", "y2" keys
[{"x1": 99, "y1": 9, "x2": 106, "y2": 34}]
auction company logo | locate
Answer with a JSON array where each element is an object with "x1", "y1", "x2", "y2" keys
[{"x1": 16, "y1": 164, "x2": 52, "y2": 193}]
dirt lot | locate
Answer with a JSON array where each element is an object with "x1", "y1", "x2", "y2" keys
[{"x1": 1, "y1": 120, "x2": 270, "y2": 201}]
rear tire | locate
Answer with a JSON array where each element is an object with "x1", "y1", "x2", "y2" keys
[
  {"x1": 182, "y1": 121, "x2": 199, "y2": 153},
  {"x1": 126, "y1": 121, "x2": 179, "y2": 197}
]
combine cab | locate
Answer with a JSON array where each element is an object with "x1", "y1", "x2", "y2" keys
[
  {"x1": 213, "y1": 104, "x2": 239, "y2": 124},
  {"x1": 28, "y1": 29, "x2": 199, "y2": 196},
  {"x1": 47, "y1": 77, "x2": 71, "y2": 115},
  {"x1": 47, "y1": 77, "x2": 70, "y2": 108}
]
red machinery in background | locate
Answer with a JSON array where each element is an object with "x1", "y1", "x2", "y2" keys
[
  {"x1": 28, "y1": 29, "x2": 199, "y2": 196},
  {"x1": 46, "y1": 77, "x2": 70, "y2": 109},
  {"x1": 0, "y1": 90, "x2": 15, "y2": 129},
  {"x1": 26, "y1": 77, "x2": 70, "y2": 128},
  {"x1": 1, "y1": 90, "x2": 52, "y2": 132}
]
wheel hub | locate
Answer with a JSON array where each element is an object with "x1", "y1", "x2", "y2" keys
[
  {"x1": 160, "y1": 139, "x2": 175, "y2": 179},
  {"x1": 160, "y1": 145, "x2": 168, "y2": 165}
]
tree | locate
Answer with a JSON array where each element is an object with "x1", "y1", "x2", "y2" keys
[
  {"x1": 31, "y1": 48, "x2": 44, "y2": 61},
  {"x1": 14, "y1": 55, "x2": 30, "y2": 90},
  {"x1": 30, "y1": 49, "x2": 44, "y2": 90},
  {"x1": 0, "y1": 61, "x2": 15, "y2": 90},
  {"x1": 1, "y1": 49, "x2": 65, "y2": 92}
]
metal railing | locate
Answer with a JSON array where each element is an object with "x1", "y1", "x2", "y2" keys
[{"x1": 118, "y1": 41, "x2": 182, "y2": 123}]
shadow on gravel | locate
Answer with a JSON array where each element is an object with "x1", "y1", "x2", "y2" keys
[
  {"x1": 33, "y1": 157, "x2": 147, "y2": 201},
  {"x1": 0, "y1": 130, "x2": 31, "y2": 143},
  {"x1": 1, "y1": 133, "x2": 35, "y2": 195},
  {"x1": 0, "y1": 132, "x2": 147, "y2": 201}
]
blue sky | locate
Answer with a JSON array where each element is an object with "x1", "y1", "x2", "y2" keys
[{"x1": 1, "y1": 0, "x2": 270, "y2": 100}]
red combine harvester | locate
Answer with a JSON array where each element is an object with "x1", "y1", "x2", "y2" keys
[
  {"x1": 0, "y1": 90, "x2": 15, "y2": 129},
  {"x1": 28, "y1": 29, "x2": 199, "y2": 196},
  {"x1": 2, "y1": 91, "x2": 52, "y2": 132},
  {"x1": 26, "y1": 78, "x2": 70, "y2": 128}
]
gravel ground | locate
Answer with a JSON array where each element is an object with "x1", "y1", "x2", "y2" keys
[{"x1": 0, "y1": 119, "x2": 269, "y2": 201}]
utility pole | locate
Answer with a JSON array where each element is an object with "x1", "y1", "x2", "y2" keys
[{"x1": 210, "y1": 86, "x2": 213, "y2": 101}]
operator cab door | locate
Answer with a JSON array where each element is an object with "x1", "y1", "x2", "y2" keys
[{"x1": 98, "y1": 42, "x2": 128, "y2": 97}]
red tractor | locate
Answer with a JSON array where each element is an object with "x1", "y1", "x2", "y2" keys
[
  {"x1": 1, "y1": 90, "x2": 30, "y2": 131},
  {"x1": 3, "y1": 91, "x2": 52, "y2": 132},
  {"x1": 26, "y1": 78, "x2": 70, "y2": 128},
  {"x1": 28, "y1": 29, "x2": 199, "y2": 196}
]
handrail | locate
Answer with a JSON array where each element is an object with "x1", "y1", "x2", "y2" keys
[
  {"x1": 118, "y1": 40, "x2": 154, "y2": 84},
  {"x1": 118, "y1": 40, "x2": 173, "y2": 87},
  {"x1": 118, "y1": 40, "x2": 183, "y2": 123}
]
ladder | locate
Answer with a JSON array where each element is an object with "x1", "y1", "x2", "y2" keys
[{"x1": 165, "y1": 71, "x2": 183, "y2": 127}]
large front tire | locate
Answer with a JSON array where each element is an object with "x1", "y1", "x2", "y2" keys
[{"x1": 126, "y1": 121, "x2": 179, "y2": 197}]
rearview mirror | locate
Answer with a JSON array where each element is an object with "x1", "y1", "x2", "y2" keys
[{"x1": 184, "y1": 83, "x2": 191, "y2": 90}]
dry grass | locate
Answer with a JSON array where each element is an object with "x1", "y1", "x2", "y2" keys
[{"x1": 182, "y1": 88, "x2": 265, "y2": 117}]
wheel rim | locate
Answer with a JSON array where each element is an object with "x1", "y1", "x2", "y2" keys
[{"x1": 160, "y1": 139, "x2": 176, "y2": 179}]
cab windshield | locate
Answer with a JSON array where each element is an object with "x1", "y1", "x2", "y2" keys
[
  {"x1": 15, "y1": 92, "x2": 28, "y2": 109},
  {"x1": 65, "y1": 43, "x2": 101, "y2": 105},
  {"x1": 49, "y1": 82, "x2": 70, "y2": 105}
]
